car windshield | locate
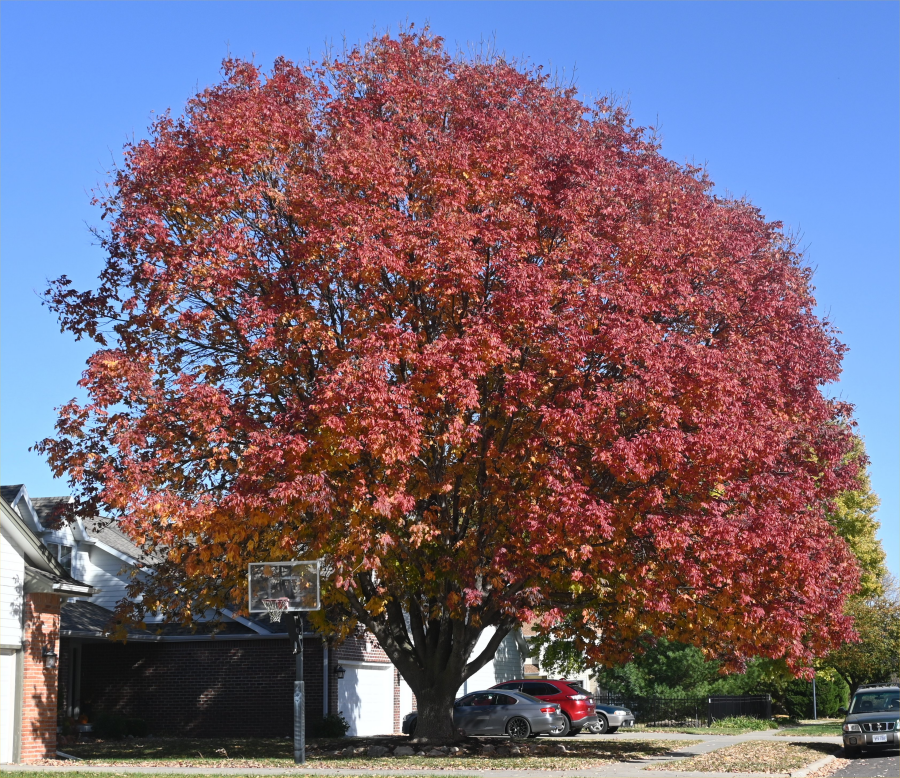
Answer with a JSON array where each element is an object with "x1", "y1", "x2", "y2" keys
[{"x1": 849, "y1": 690, "x2": 900, "y2": 714}]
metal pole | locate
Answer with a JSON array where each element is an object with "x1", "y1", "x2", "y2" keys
[
  {"x1": 295, "y1": 616, "x2": 306, "y2": 764},
  {"x1": 284, "y1": 612, "x2": 305, "y2": 765},
  {"x1": 811, "y1": 676, "x2": 817, "y2": 721}
]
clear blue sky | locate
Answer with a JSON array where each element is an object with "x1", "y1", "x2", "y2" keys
[{"x1": 2, "y1": 2, "x2": 897, "y2": 577}]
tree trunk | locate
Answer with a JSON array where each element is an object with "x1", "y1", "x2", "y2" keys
[
  {"x1": 347, "y1": 579, "x2": 515, "y2": 743},
  {"x1": 412, "y1": 682, "x2": 463, "y2": 742}
]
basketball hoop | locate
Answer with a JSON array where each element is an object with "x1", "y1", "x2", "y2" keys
[{"x1": 261, "y1": 597, "x2": 291, "y2": 623}]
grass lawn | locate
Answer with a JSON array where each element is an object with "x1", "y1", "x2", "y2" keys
[
  {"x1": 645, "y1": 740, "x2": 839, "y2": 773},
  {"x1": 774, "y1": 720, "x2": 843, "y2": 737},
  {"x1": 53, "y1": 735, "x2": 694, "y2": 771}
]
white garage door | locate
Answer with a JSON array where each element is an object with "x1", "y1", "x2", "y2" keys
[
  {"x1": 1, "y1": 649, "x2": 16, "y2": 763},
  {"x1": 337, "y1": 663, "x2": 394, "y2": 737}
]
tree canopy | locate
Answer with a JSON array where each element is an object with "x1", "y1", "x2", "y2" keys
[{"x1": 40, "y1": 29, "x2": 863, "y2": 740}]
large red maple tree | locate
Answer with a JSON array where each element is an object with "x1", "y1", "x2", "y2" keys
[{"x1": 41, "y1": 30, "x2": 861, "y2": 740}]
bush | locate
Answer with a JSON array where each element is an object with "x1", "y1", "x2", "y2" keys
[
  {"x1": 782, "y1": 674, "x2": 849, "y2": 719},
  {"x1": 307, "y1": 712, "x2": 350, "y2": 738},
  {"x1": 713, "y1": 716, "x2": 778, "y2": 731},
  {"x1": 92, "y1": 711, "x2": 128, "y2": 739}
]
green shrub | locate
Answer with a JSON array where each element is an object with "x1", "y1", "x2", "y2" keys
[
  {"x1": 92, "y1": 711, "x2": 128, "y2": 739},
  {"x1": 307, "y1": 712, "x2": 350, "y2": 738},
  {"x1": 782, "y1": 674, "x2": 849, "y2": 719},
  {"x1": 713, "y1": 716, "x2": 778, "y2": 730}
]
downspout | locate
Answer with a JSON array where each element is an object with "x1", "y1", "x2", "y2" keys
[{"x1": 13, "y1": 646, "x2": 23, "y2": 763}]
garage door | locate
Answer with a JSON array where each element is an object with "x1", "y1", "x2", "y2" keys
[
  {"x1": 336, "y1": 663, "x2": 394, "y2": 737},
  {"x1": 1, "y1": 649, "x2": 16, "y2": 763}
]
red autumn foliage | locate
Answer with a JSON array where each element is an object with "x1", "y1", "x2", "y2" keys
[{"x1": 40, "y1": 29, "x2": 860, "y2": 739}]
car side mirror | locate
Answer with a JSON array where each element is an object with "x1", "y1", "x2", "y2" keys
[{"x1": 837, "y1": 707, "x2": 847, "y2": 715}]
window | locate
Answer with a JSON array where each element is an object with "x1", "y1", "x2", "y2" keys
[
  {"x1": 46, "y1": 543, "x2": 73, "y2": 574},
  {"x1": 850, "y1": 691, "x2": 899, "y2": 714},
  {"x1": 494, "y1": 694, "x2": 517, "y2": 706},
  {"x1": 522, "y1": 682, "x2": 559, "y2": 696},
  {"x1": 496, "y1": 683, "x2": 522, "y2": 691}
]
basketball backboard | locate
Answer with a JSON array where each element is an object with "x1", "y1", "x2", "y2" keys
[{"x1": 248, "y1": 560, "x2": 321, "y2": 613}]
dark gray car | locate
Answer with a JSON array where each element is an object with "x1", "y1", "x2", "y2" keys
[
  {"x1": 401, "y1": 690, "x2": 565, "y2": 739},
  {"x1": 840, "y1": 683, "x2": 899, "y2": 755}
]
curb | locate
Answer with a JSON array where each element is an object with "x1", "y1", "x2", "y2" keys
[{"x1": 789, "y1": 753, "x2": 837, "y2": 778}]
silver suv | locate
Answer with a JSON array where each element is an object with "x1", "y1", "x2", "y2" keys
[{"x1": 839, "y1": 683, "x2": 899, "y2": 755}]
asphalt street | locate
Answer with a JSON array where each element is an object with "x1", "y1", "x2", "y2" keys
[{"x1": 830, "y1": 749, "x2": 899, "y2": 778}]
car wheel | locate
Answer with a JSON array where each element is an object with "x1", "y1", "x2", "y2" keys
[
  {"x1": 607, "y1": 726, "x2": 619, "y2": 733},
  {"x1": 592, "y1": 714, "x2": 609, "y2": 734},
  {"x1": 549, "y1": 714, "x2": 571, "y2": 737},
  {"x1": 507, "y1": 716, "x2": 531, "y2": 740}
]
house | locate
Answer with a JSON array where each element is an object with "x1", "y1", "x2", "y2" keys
[
  {"x1": 2, "y1": 484, "x2": 526, "y2": 741},
  {"x1": 1, "y1": 494, "x2": 95, "y2": 763}
]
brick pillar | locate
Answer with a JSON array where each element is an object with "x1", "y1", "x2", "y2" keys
[
  {"x1": 21, "y1": 593, "x2": 60, "y2": 761},
  {"x1": 393, "y1": 667, "x2": 401, "y2": 733}
]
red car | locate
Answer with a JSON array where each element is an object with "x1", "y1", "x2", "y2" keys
[{"x1": 491, "y1": 679, "x2": 599, "y2": 736}]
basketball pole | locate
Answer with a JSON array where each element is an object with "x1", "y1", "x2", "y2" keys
[{"x1": 284, "y1": 612, "x2": 305, "y2": 764}]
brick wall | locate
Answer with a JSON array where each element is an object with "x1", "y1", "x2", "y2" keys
[
  {"x1": 393, "y1": 667, "x2": 401, "y2": 734},
  {"x1": 332, "y1": 629, "x2": 391, "y2": 663},
  {"x1": 77, "y1": 637, "x2": 324, "y2": 737},
  {"x1": 21, "y1": 593, "x2": 60, "y2": 761}
]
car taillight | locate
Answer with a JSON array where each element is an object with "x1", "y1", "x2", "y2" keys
[
  {"x1": 567, "y1": 694, "x2": 588, "y2": 700},
  {"x1": 540, "y1": 706, "x2": 557, "y2": 713}
]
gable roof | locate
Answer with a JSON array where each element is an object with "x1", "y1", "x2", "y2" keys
[
  {"x1": 0, "y1": 484, "x2": 24, "y2": 505},
  {"x1": 30, "y1": 495, "x2": 74, "y2": 528},
  {"x1": 1, "y1": 497, "x2": 96, "y2": 597},
  {"x1": 84, "y1": 515, "x2": 154, "y2": 563}
]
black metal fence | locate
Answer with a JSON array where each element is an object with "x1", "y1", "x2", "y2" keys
[{"x1": 595, "y1": 693, "x2": 772, "y2": 727}]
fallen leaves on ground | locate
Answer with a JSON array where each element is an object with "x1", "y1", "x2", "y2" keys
[
  {"x1": 44, "y1": 736, "x2": 694, "y2": 771},
  {"x1": 646, "y1": 740, "x2": 839, "y2": 773}
]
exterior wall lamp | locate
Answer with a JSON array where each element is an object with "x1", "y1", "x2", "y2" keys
[
  {"x1": 42, "y1": 645, "x2": 58, "y2": 669},
  {"x1": 333, "y1": 664, "x2": 346, "y2": 679}
]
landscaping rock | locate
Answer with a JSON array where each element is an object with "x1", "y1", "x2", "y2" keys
[
  {"x1": 415, "y1": 750, "x2": 426, "y2": 756},
  {"x1": 509, "y1": 745, "x2": 522, "y2": 755},
  {"x1": 367, "y1": 745, "x2": 390, "y2": 757},
  {"x1": 426, "y1": 748, "x2": 445, "y2": 757},
  {"x1": 393, "y1": 746, "x2": 415, "y2": 756},
  {"x1": 495, "y1": 746, "x2": 511, "y2": 757},
  {"x1": 551, "y1": 743, "x2": 568, "y2": 755},
  {"x1": 448, "y1": 746, "x2": 461, "y2": 754},
  {"x1": 480, "y1": 744, "x2": 495, "y2": 755},
  {"x1": 353, "y1": 746, "x2": 367, "y2": 755}
]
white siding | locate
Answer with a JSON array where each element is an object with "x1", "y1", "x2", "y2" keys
[
  {"x1": 399, "y1": 675, "x2": 415, "y2": 717},
  {"x1": 459, "y1": 629, "x2": 525, "y2": 695},
  {"x1": 83, "y1": 545, "x2": 131, "y2": 610},
  {"x1": 0, "y1": 528, "x2": 24, "y2": 647}
]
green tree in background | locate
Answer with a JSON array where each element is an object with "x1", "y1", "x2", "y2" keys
[
  {"x1": 827, "y1": 574, "x2": 900, "y2": 691},
  {"x1": 824, "y1": 437, "x2": 886, "y2": 598}
]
